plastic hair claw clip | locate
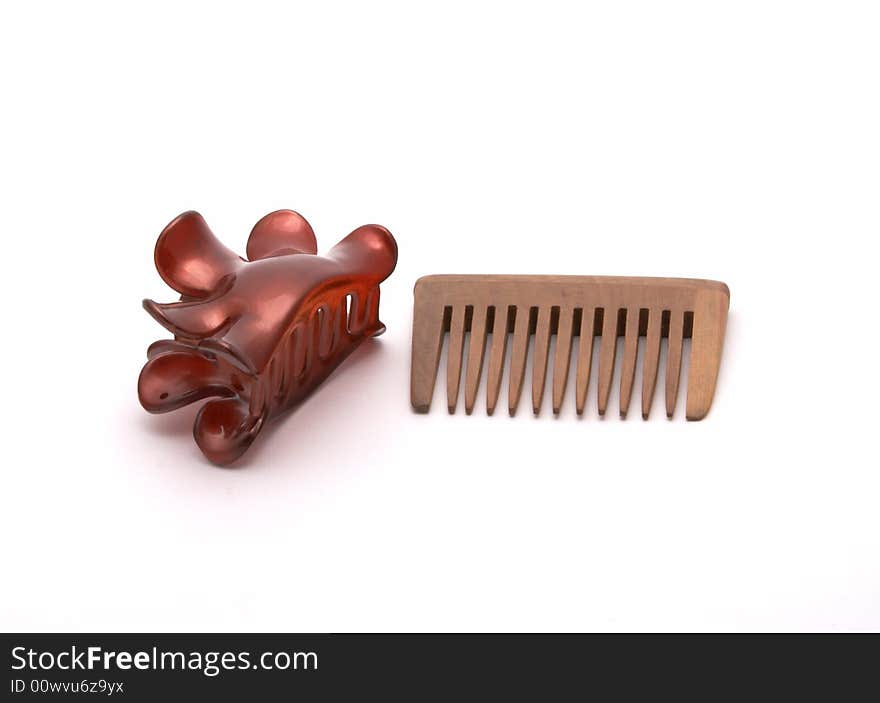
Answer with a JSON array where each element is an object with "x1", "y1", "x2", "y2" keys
[{"x1": 138, "y1": 210, "x2": 398, "y2": 465}]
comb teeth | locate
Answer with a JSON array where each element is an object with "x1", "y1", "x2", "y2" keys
[{"x1": 411, "y1": 275, "x2": 729, "y2": 420}]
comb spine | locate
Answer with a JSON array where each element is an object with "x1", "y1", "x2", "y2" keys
[
  {"x1": 641, "y1": 309, "x2": 662, "y2": 419},
  {"x1": 597, "y1": 308, "x2": 618, "y2": 416},
  {"x1": 686, "y1": 288, "x2": 729, "y2": 420},
  {"x1": 531, "y1": 307, "x2": 552, "y2": 414},
  {"x1": 665, "y1": 308, "x2": 684, "y2": 417},
  {"x1": 618, "y1": 307, "x2": 640, "y2": 418},
  {"x1": 485, "y1": 306, "x2": 509, "y2": 416},
  {"x1": 575, "y1": 307, "x2": 595, "y2": 415},
  {"x1": 508, "y1": 306, "x2": 531, "y2": 416},
  {"x1": 446, "y1": 305, "x2": 467, "y2": 413},
  {"x1": 410, "y1": 285, "x2": 446, "y2": 413},
  {"x1": 464, "y1": 305, "x2": 489, "y2": 414},
  {"x1": 552, "y1": 306, "x2": 574, "y2": 414}
]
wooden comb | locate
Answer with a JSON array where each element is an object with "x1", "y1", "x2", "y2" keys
[{"x1": 411, "y1": 275, "x2": 729, "y2": 420}]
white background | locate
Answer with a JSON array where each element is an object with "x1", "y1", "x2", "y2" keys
[{"x1": 1, "y1": 1, "x2": 878, "y2": 632}]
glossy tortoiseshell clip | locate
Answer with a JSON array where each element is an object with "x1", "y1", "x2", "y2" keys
[{"x1": 138, "y1": 210, "x2": 398, "y2": 465}]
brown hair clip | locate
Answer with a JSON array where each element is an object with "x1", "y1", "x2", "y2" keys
[{"x1": 138, "y1": 210, "x2": 398, "y2": 465}]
